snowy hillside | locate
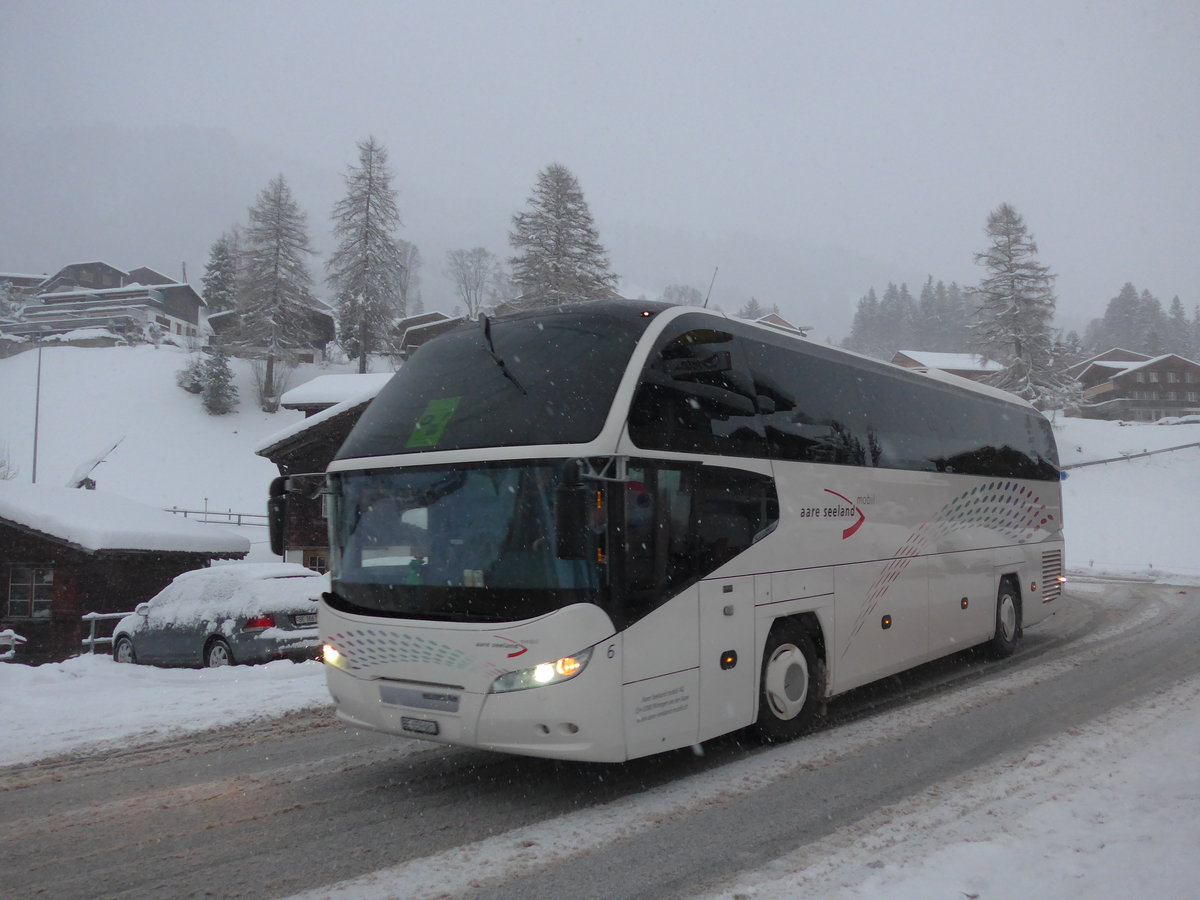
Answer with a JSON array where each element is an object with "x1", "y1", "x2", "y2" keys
[{"x1": 0, "y1": 343, "x2": 368, "y2": 515}]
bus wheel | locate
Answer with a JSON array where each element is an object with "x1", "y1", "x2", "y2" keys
[
  {"x1": 983, "y1": 577, "x2": 1022, "y2": 658},
  {"x1": 753, "y1": 621, "x2": 824, "y2": 743}
]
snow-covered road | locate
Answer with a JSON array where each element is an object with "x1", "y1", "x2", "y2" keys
[{"x1": 4, "y1": 580, "x2": 1198, "y2": 900}]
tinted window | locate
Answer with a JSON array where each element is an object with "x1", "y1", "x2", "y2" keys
[
  {"x1": 628, "y1": 324, "x2": 767, "y2": 457},
  {"x1": 745, "y1": 334, "x2": 1059, "y2": 479},
  {"x1": 622, "y1": 462, "x2": 777, "y2": 623},
  {"x1": 337, "y1": 303, "x2": 654, "y2": 460}
]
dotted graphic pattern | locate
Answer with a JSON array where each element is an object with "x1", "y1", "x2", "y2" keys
[
  {"x1": 848, "y1": 480, "x2": 1056, "y2": 644},
  {"x1": 328, "y1": 628, "x2": 472, "y2": 673}
]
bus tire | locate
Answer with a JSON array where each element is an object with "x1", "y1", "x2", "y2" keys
[
  {"x1": 983, "y1": 577, "x2": 1022, "y2": 658},
  {"x1": 752, "y1": 619, "x2": 825, "y2": 743}
]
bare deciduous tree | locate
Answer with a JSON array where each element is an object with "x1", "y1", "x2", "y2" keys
[{"x1": 445, "y1": 247, "x2": 498, "y2": 319}]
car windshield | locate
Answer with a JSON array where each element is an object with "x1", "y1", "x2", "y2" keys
[{"x1": 327, "y1": 463, "x2": 604, "y2": 622}]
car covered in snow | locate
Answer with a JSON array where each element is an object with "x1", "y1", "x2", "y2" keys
[{"x1": 111, "y1": 563, "x2": 325, "y2": 667}]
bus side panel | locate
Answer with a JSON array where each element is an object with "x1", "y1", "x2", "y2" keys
[
  {"x1": 622, "y1": 587, "x2": 700, "y2": 758},
  {"x1": 927, "y1": 549, "x2": 995, "y2": 653},
  {"x1": 833, "y1": 557, "x2": 930, "y2": 694}
]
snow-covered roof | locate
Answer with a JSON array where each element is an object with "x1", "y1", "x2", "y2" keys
[
  {"x1": 895, "y1": 351, "x2": 1004, "y2": 371},
  {"x1": 1115, "y1": 353, "x2": 1200, "y2": 375},
  {"x1": 256, "y1": 384, "x2": 386, "y2": 456},
  {"x1": 0, "y1": 483, "x2": 250, "y2": 555},
  {"x1": 37, "y1": 282, "x2": 195, "y2": 300},
  {"x1": 280, "y1": 373, "x2": 393, "y2": 409}
]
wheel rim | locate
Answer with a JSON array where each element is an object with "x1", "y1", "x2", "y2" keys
[
  {"x1": 207, "y1": 641, "x2": 231, "y2": 667},
  {"x1": 764, "y1": 643, "x2": 809, "y2": 720},
  {"x1": 115, "y1": 639, "x2": 134, "y2": 664},
  {"x1": 998, "y1": 592, "x2": 1017, "y2": 643}
]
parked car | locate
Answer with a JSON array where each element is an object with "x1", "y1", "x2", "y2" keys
[{"x1": 112, "y1": 563, "x2": 325, "y2": 667}]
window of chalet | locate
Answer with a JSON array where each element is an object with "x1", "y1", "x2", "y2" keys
[
  {"x1": 8, "y1": 566, "x2": 53, "y2": 618},
  {"x1": 1136, "y1": 372, "x2": 1146, "y2": 383},
  {"x1": 1149, "y1": 371, "x2": 1159, "y2": 383}
]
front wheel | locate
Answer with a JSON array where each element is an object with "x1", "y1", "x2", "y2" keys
[
  {"x1": 752, "y1": 620, "x2": 825, "y2": 743},
  {"x1": 204, "y1": 637, "x2": 234, "y2": 668},
  {"x1": 113, "y1": 636, "x2": 137, "y2": 664},
  {"x1": 983, "y1": 578, "x2": 1022, "y2": 658}
]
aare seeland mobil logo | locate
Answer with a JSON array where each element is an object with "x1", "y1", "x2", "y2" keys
[{"x1": 822, "y1": 489, "x2": 867, "y2": 539}]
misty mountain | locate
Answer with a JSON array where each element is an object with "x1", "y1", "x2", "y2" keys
[{"x1": 0, "y1": 125, "x2": 913, "y2": 341}]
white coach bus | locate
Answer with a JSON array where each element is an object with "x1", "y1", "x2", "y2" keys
[{"x1": 281, "y1": 301, "x2": 1065, "y2": 762}]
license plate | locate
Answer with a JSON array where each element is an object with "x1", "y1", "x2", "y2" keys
[
  {"x1": 293, "y1": 613, "x2": 318, "y2": 626},
  {"x1": 401, "y1": 716, "x2": 440, "y2": 736}
]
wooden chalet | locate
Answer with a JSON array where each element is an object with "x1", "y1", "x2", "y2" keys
[{"x1": 1071, "y1": 350, "x2": 1200, "y2": 421}]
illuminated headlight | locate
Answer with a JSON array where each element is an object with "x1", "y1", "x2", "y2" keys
[
  {"x1": 490, "y1": 647, "x2": 593, "y2": 693},
  {"x1": 323, "y1": 643, "x2": 347, "y2": 670}
]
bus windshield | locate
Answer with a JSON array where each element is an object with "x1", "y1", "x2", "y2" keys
[
  {"x1": 327, "y1": 463, "x2": 605, "y2": 622},
  {"x1": 335, "y1": 303, "x2": 656, "y2": 460}
]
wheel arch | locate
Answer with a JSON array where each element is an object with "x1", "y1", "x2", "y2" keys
[{"x1": 762, "y1": 610, "x2": 829, "y2": 696}]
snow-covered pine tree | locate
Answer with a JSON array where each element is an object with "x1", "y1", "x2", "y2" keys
[
  {"x1": 237, "y1": 174, "x2": 317, "y2": 410},
  {"x1": 201, "y1": 344, "x2": 238, "y2": 415},
  {"x1": 508, "y1": 163, "x2": 619, "y2": 309},
  {"x1": 175, "y1": 354, "x2": 205, "y2": 393},
  {"x1": 327, "y1": 137, "x2": 407, "y2": 373},
  {"x1": 201, "y1": 230, "x2": 240, "y2": 313},
  {"x1": 445, "y1": 247, "x2": 498, "y2": 320},
  {"x1": 844, "y1": 287, "x2": 883, "y2": 357},
  {"x1": 1166, "y1": 296, "x2": 1194, "y2": 360},
  {"x1": 736, "y1": 297, "x2": 768, "y2": 319},
  {"x1": 969, "y1": 203, "x2": 1078, "y2": 409}
]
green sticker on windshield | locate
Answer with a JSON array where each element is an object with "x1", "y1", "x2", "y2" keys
[{"x1": 406, "y1": 397, "x2": 461, "y2": 449}]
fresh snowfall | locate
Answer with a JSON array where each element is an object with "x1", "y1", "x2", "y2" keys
[{"x1": 2, "y1": 343, "x2": 1198, "y2": 899}]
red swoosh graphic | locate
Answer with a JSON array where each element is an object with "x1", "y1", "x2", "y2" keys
[
  {"x1": 824, "y1": 489, "x2": 866, "y2": 539},
  {"x1": 493, "y1": 636, "x2": 529, "y2": 658}
]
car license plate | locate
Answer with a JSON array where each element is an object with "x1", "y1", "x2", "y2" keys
[
  {"x1": 401, "y1": 716, "x2": 439, "y2": 736},
  {"x1": 293, "y1": 613, "x2": 318, "y2": 626}
]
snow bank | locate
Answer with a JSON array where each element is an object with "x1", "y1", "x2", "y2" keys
[{"x1": 0, "y1": 653, "x2": 329, "y2": 764}]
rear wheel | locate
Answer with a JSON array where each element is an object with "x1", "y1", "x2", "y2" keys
[
  {"x1": 113, "y1": 636, "x2": 136, "y2": 664},
  {"x1": 752, "y1": 619, "x2": 825, "y2": 743},
  {"x1": 983, "y1": 577, "x2": 1022, "y2": 658},
  {"x1": 204, "y1": 637, "x2": 234, "y2": 668}
]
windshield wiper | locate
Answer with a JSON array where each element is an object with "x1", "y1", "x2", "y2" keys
[{"x1": 481, "y1": 315, "x2": 528, "y2": 395}]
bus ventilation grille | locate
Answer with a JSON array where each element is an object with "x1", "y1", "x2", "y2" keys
[{"x1": 1042, "y1": 550, "x2": 1064, "y2": 602}]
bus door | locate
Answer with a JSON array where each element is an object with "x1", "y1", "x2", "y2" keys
[{"x1": 697, "y1": 573, "x2": 762, "y2": 742}]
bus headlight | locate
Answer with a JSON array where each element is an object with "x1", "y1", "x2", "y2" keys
[{"x1": 490, "y1": 647, "x2": 593, "y2": 693}]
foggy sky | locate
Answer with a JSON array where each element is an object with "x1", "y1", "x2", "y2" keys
[{"x1": 2, "y1": 0, "x2": 1198, "y2": 339}]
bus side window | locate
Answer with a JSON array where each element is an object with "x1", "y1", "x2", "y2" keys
[{"x1": 629, "y1": 329, "x2": 767, "y2": 458}]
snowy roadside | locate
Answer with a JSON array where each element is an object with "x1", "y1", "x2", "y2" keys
[
  {"x1": 0, "y1": 654, "x2": 329, "y2": 766},
  {"x1": 701, "y1": 672, "x2": 1200, "y2": 900}
]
